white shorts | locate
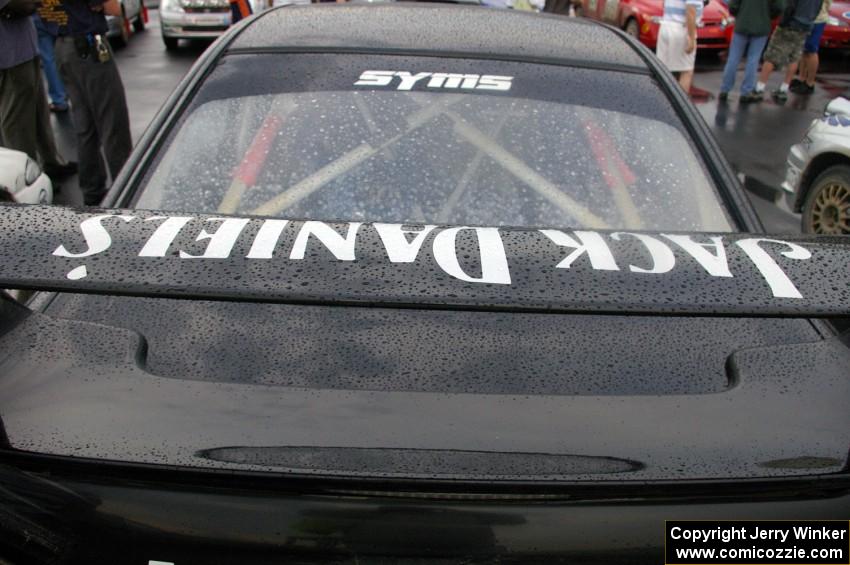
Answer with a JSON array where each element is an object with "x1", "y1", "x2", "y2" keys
[{"x1": 656, "y1": 21, "x2": 696, "y2": 73}]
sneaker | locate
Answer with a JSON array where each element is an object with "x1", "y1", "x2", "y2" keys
[
  {"x1": 789, "y1": 78, "x2": 803, "y2": 88},
  {"x1": 43, "y1": 161, "x2": 78, "y2": 180},
  {"x1": 740, "y1": 90, "x2": 763, "y2": 103},
  {"x1": 718, "y1": 91, "x2": 729, "y2": 102},
  {"x1": 791, "y1": 82, "x2": 815, "y2": 95},
  {"x1": 772, "y1": 88, "x2": 788, "y2": 102}
]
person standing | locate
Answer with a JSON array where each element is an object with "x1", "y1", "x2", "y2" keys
[
  {"x1": 43, "y1": 0, "x2": 132, "y2": 205},
  {"x1": 0, "y1": 0, "x2": 75, "y2": 179},
  {"x1": 34, "y1": 2, "x2": 69, "y2": 113},
  {"x1": 752, "y1": 0, "x2": 823, "y2": 101},
  {"x1": 788, "y1": 0, "x2": 831, "y2": 94},
  {"x1": 655, "y1": 0, "x2": 703, "y2": 93},
  {"x1": 718, "y1": 0, "x2": 784, "y2": 102}
]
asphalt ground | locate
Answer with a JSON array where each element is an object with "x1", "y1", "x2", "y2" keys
[{"x1": 46, "y1": 11, "x2": 850, "y2": 232}]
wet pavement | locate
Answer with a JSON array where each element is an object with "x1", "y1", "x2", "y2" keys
[
  {"x1": 692, "y1": 49, "x2": 850, "y2": 231},
  {"x1": 45, "y1": 12, "x2": 850, "y2": 232}
]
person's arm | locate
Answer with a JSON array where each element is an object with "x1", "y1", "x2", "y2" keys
[{"x1": 685, "y1": 3, "x2": 697, "y2": 53}]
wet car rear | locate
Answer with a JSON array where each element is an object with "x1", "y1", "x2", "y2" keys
[{"x1": 0, "y1": 5, "x2": 848, "y2": 564}]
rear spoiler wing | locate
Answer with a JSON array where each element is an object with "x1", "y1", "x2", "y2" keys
[{"x1": 1, "y1": 204, "x2": 848, "y2": 317}]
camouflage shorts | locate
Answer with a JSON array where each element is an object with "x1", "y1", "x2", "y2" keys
[{"x1": 763, "y1": 27, "x2": 808, "y2": 69}]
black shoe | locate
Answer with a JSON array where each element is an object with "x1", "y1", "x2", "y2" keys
[
  {"x1": 740, "y1": 90, "x2": 763, "y2": 103},
  {"x1": 43, "y1": 161, "x2": 78, "y2": 180},
  {"x1": 83, "y1": 191, "x2": 107, "y2": 206},
  {"x1": 791, "y1": 82, "x2": 815, "y2": 95},
  {"x1": 718, "y1": 91, "x2": 728, "y2": 102},
  {"x1": 772, "y1": 88, "x2": 788, "y2": 102},
  {"x1": 789, "y1": 78, "x2": 803, "y2": 88}
]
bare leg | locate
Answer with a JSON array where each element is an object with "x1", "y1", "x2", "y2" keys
[
  {"x1": 796, "y1": 55, "x2": 808, "y2": 81},
  {"x1": 678, "y1": 70, "x2": 694, "y2": 93},
  {"x1": 804, "y1": 52, "x2": 819, "y2": 85},
  {"x1": 784, "y1": 61, "x2": 798, "y2": 85},
  {"x1": 758, "y1": 60, "x2": 775, "y2": 85}
]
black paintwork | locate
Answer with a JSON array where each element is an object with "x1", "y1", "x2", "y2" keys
[
  {"x1": 1, "y1": 294, "x2": 849, "y2": 481},
  {"x1": 228, "y1": 4, "x2": 647, "y2": 71},
  {"x1": 0, "y1": 5, "x2": 848, "y2": 564}
]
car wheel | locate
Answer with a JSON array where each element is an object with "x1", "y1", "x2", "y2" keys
[
  {"x1": 113, "y1": 11, "x2": 131, "y2": 47},
  {"x1": 624, "y1": 18, "x2": 639, "y2": 39},
  {"x1": 133, "y1": 11, "x2": 145, "y2": 32},
  {"x1": 801, "y1": 164, "x2": 850, "y2": 234},
  {"x1": 163, "y1": 36, "x2": 179, "y2": 50}
]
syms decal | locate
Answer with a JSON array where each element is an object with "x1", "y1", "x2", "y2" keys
[
  {"x1": 354, "y1": 70, "x2": 513, "y2": 92},
  {"x1": 52, "y1": 215, "x2": 812, "y2": 299}
]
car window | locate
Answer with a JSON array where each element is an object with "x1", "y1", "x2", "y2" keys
[{"x1": 136, "y1": 54, "x2": 733, "y2": 232}]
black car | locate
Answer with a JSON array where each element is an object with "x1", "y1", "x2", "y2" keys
[{"x1": 1, "y1": 4, "x2": 849, "y2": 564}]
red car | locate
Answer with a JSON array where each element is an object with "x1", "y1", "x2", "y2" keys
[
  {"x1": 821, "y1": 1, "x2": 850, "y2": 48},
  {"x1": 576, "y1": 0, "x2": 733, "y2": 50}
]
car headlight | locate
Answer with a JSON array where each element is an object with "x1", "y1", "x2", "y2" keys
[
  {"x1": 24, "y1": 158, "x2": 41, "y2": 187},
  {"x1": 161, "y1": 0, "x2": 185, "y2": 13},
  {"x1": 650, "y1": 15, "x2": 662, "y2": 23},
  {"x1": 827, "y1": 15, "x2": 844, "y2": 26}
]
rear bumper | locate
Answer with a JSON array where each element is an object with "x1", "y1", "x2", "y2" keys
[
  {"x1": 1, "y1": 453, "x2": 849, "y2": 564},
  {"x1": 160, "y1": 10, "x2": 231, "y2": 39},
  {"x1": 698, "y1": 24, "x2": 732, "y2": 49}
]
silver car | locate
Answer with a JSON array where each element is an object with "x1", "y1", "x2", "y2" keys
[
  {"x1": 160, "y1": 0, "x2": 233, "y2": 50},
  {"x1": 106, "y1": 0, "x2": 146, "y2": 47},
  {"x1": 783, "y1": 96, "x2": 850, "y2": 235}
]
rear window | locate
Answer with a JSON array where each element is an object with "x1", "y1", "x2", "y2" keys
[{"x1": 136, "y1": 53, "x2": 733, "y2": 232}]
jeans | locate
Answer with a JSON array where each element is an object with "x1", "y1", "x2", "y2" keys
[
  {"x1": 35, "y1": 22, "x2": 67, "y2": 107},
  {"x1": 720, "y1": 32, "x2": 768, "y2": 94}
]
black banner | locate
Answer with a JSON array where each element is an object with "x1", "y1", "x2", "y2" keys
[
  {"x1": 666, "y1": 521, "x2": 850, "y2": 564},
  {"x1": 2, "y1": 204, "x2": 850, "y2": 316}
]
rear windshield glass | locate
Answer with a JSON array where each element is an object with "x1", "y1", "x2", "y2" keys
[{"x1": 136, "y1": 54, "x2": 732, "y2": 232}]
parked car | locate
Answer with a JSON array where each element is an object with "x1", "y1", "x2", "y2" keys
[
  {"x1": 160, "y1": 0, "x2": 233, "y2": 50},
  {"x1": 1, "y1": 5, "x2": 848, "y2": 564},
  {"x1": 0, "y1": 147, "x2": 53, "y2": 205},
  {"x1": 106, "y1": 0, "x2": 147, "y2": 47},
  {"x1": 575, "y1": 0, "x2": 734, "y2": 50},
  {"x1": 821, "y1": 0, "x2": 850, "y2": 48},
  {"x1": 783, "y1": 96, "x2": 850, "y2": 234}
]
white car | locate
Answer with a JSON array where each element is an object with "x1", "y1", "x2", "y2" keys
[
  {"x1": 783, "y1": 96, "x2": 850, "y2": 234},
  {"x1": 160, "y1": 0, "x2": 233, "y2": 50},
  {"x1": 0, "y1": 148, "x2": 53, "y2": 205},
  {"x1": 106, "y1": 0, "x2": 147, "y2": 47}
]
